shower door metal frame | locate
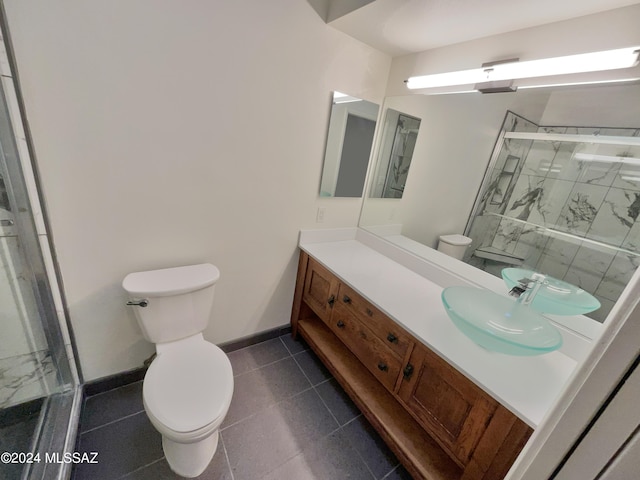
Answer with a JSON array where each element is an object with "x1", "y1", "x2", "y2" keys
[{"x1": 0, "y1": 30, "x2": 74, "y2": 395}]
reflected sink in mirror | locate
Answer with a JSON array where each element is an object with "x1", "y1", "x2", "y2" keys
[
  {"x1": 441, "y1": 286, "x2": 563, "y2": 356},
  {"x1": 502, "y1": 268, "x2": 601, "y2": 316}
]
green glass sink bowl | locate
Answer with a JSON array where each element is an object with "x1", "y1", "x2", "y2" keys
[
  {"x1": 441, "y1": 286, "x2": 563, "y2": 356},
  {"x1": 502, "y1": 268, "x2": 601, "y2": 315}
]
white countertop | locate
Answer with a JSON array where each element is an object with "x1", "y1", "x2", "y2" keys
[{"x1": 299, "y1": 230, "x2": 579, "y2": 428}]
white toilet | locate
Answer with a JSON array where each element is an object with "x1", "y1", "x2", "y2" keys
[
  {"x1": 122, "y1": 263, "x2": 234, "y2": 478},
  {"x1": 437, "y1": 234, "x2": 472, "y2": 260}
]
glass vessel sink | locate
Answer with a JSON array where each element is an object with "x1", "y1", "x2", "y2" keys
[
  {"x1": 441, "y1": 286, "x2": 562, "y2": 355},
  {"x1": 502, "y1": 268, "x2": 601, "y2": 315}
]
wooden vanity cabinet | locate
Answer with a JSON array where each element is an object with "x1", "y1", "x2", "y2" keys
[
  {"x1": 291, "y1": 251, "x2": 532, "y2": 480},
  {"x1": 301, "y1": 257, "x2": 339, "y2": 325},
  {"x1": 330, "y1": 299, "x2": 404, "y2": 393},
  {"x1": 397, "y1": 343, "x2": 499, "y2": 466}
]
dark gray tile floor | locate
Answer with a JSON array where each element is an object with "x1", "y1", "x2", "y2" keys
[
  {"x1": 0, "y1": 410, "x2": 40, "y2": 480},
  {"x1": 72, "y1": 333, "x2": 412, "y2": 480}
]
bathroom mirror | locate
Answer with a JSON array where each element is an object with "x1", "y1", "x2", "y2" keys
[
  {"x1": 360, "y1": 83, "x2": 640, "y2": 323},
  {"x1": 369, "y1": 109, "x2": 421, "y2": 199},
  {"x1": 319, "y1": 92, "x2": 379, "y2": 197}
]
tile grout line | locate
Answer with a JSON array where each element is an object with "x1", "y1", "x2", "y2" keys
[
  {"x1": 220, "y1": 385, "x2": 317, "y2": 432},
  {"x1": 80, "y1": 409, "x2": 146, "y2": 435},
  {"x1": 219, "y1": 432, "x2": 235, "y2": 480},
  {"x1": 84, "y1": 380, "x2": 143, "y2": 401},
  {"x1": 341, "y1": 415, "x2": 394, "y2": 480},
  {"x1": 115, "y1": 456, "x2": 165, "y2": 479},
  {"x1": 230, "y1": 354, "x2": 293, "y2": 378}
]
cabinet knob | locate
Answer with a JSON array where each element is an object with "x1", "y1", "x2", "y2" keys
[
  {"x1": 342, "y1": 295, "x2": 351, "y2": 304},
  {"x1": 403, "y1": 363, "x2": 414, "y2": 379},
  {"x1": 336, "y1": 320, "x2": 345, "y2": 329},
  {"x1": 378, "y1": 362, "x2": 388, "y2": 372},
  {"x1": 327, "y1": 295, "x2": 335, "y2": 306},
  {"x1": 366, "y1": 308, "x2": 373, "y2": 316},
  {"x1": 387, "y1": 333, "x2": 398, "y2": 344}
]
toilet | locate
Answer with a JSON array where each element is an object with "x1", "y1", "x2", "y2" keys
[
  {"x1": 122, "y1": 263, "x2": 233, "y2": 478},
  {"x1": 437, "y1": 234, "x2": 472, "y2": 260}
]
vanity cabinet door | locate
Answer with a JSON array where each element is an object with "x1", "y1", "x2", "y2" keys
[
  {"x1": 302, "y1": 258, "x2": 340, "y2": 325},
  {"x1": 337, "y1": 283, "x2": 412, "y2": 360},
  {"x1": 398, "y1": 342, "x2": 497, "y2": 466},
  {"x1": 331, "y1": 301, "x2": 402, "y2": 392}
]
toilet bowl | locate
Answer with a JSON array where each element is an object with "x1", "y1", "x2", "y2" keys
[{"x1": 123, "y1": 264, "x2": 234, "y2": 478}]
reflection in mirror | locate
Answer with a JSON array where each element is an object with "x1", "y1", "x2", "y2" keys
[
  {"x1": 319, "y1": 92, "x2": 379, "y2": 197},
  {"x1": 467, "y1": 110, "x2": 640, "y2": 321},
  {"x1": 370, "y1": 109, "x2": 421, "y2": 198},
  {"x1": 360, "y1": 84, "x2": 640, "y2": 323}
]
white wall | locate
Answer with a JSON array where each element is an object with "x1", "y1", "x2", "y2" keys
[{"x1": 3, "y1": 0, "x2": 391, "y2": 380}]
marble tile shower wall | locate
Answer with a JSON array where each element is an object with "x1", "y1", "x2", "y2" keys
[{"x1": 488, "y1": 125, "x2": 640, "y2": 322}]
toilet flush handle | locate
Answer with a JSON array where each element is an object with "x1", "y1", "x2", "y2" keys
[{"x1": 126, "y1": 299, "x2": 149, "y2": 307}]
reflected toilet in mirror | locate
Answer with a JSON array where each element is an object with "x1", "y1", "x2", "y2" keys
[{"x1": 319, "y1": 92, "x2": 379, "y2": 198}]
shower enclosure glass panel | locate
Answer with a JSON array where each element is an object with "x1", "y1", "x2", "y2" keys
[
  {"x1": 0, "y1": 34, "x2": 78, "y2": 480},
  {"x1": 465, "y1": 111, "x2": 640, "y2": 322}
]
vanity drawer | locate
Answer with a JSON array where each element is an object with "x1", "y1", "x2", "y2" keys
[
  {"x1": 331, "y1": 301, "x2": 402, "y2": 393},
  {"x1": 337, "y1": 283, "x2": 411, "y2": 359}
]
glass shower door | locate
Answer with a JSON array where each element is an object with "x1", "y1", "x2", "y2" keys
[{"x1": 0, "y1": 39, "x2": 79, "y2": 480}]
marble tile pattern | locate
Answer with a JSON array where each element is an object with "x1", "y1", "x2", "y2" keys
[
  {"x1": 469, "y1": 115, "x2": 640, "y2": 322},
  {"x1": 0, "y1": 350, "x2": 56, "y2": 408}
]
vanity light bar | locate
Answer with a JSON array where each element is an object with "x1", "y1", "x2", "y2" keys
[
  {"x1": 405, "y1": 46, "x2": 640, "y2": 90},
  {"x1": 518, "y1": 77, "x2": 640, "y2": 90},
  {"x1": 574, "y1": 153, "x2": 640, "y2": 166}
]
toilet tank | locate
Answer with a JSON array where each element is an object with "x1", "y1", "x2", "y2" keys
[{"x1": 122, "y1": 264, "x2": 220, "y2": 344}]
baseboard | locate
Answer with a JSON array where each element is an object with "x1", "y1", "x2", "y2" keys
[
  {"x1": 219, "y1": 324, "x2": 291, "y2": 353},
  {"x1": 83, "y1": 325, "x2": 292, "y2": 396},
  {"x1": 82, "y1": 367, "x2": 147, "y2": 397}
]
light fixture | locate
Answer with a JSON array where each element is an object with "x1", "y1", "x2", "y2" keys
[
  {"x1": 574, "y1": 153, "x2": 640, "y2": 166},
  {"x1": 405, "y1": 46, "x2": 640, "y2": 92}
]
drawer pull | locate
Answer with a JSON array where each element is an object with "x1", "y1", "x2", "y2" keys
[
  {"x1": 403, "y1": 363, "x2": 414, "y2": 379},
  {"x1": 378, "y1": 362, "x2": 388, "y2": 372},
  {"x1": 327, "y1": 295, "x2": 335, "y2": 306},
  {"x1": 387, "y1": 333, "x2": 398, "y2": 344},
  {"x1": 342, "y1": 295, "x2": 351, "y2": 304},
  {"x1": 336, "y1": 320, "x2": 345, "y2": 329},
  {"x1": 366, "y1": 308, "x2": 373, "y2": 317}
]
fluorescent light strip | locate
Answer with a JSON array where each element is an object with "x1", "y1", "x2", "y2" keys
[
  {"x1": 518, "y1": 77, "x2": 640, "y2": 90},
  {"x1": 406, "y1": 46, "x2": 640, "y2": 90},
  {"x1": 574, "y1": 153, "x2": 640, "y2": 166}
]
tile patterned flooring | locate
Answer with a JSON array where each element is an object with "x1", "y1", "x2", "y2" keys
[{"x1": 72, "y1": 333, "x2": 412, "y2": 479}]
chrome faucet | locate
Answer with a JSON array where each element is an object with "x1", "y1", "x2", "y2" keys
[{"x1": 508, "y1": 272, "x2": 546, "y2": 306}]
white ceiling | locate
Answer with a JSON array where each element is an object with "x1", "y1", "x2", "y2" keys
[{"x1": 328, "y1": 0, "x2": 640, "y2": 56}]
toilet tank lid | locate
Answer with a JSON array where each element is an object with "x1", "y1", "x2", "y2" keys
[
  {"x1": 439, "y1": 234, "x2": 472, "y2": 246},
  {"x1": 122, "y1": 263, "x2": 220, "y2": 297}
]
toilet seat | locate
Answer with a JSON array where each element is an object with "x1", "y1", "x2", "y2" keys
[{"x1": 143, "y1": 340, "x2": 233, "y2": 435}]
